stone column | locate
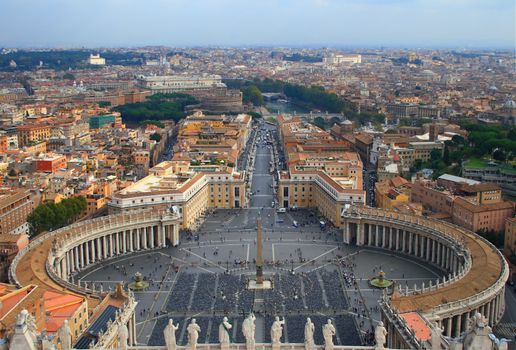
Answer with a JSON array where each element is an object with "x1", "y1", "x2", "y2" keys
[
  {"x1": 136, "y1": 229, "x2": 141, "y2": 250},
  {"x1": 446, "y1": 317, "x2": 452, "y2": 336},
  {"x1": 408, "y1": 232, "x2": 413, "y2": 254},
  {"x1": 149, "y1": 226, "x2": 155, "y2": 248},
  {"x1": 447, "y1": 247, "x2": 452, "y2": 271},
  {"x1": 498, "y1": 294, "x2": 503, "y2": 320},
  {"x1": 74, "y1": 246, "x2": 80, "y2": 271},
  {"x1": 130, "y1": 229, "x2": 134, "y2": 252},
  {"x1": 454, "y1": 314, "x2": 461, "y2": 337},
  {"x1": 86, "y1": 241, "x2": 91, "y2": 266},
  {"x1": 96, "y1": 238, "x2": 101, "y2": 262},
  {"x1": 368, "y1": 224, "x2": 372, "y2": 246},
  {"x1": 156, "y1": 226, "x2": 161, "y2": 247},
  {"x1": 123, "y1": 231, "x2": 127, "y2": 253},
  {"x1": 402, "y1": 230, "x2": 407, "y2": 252},
  {"x1": 494, "y1": 295, "x2": 499, "y2": 321},
  {"x1": 68, "y1": 251, "x2": 74, "y2": 274},
  {"x1": 109, "y1": 234, "x2": 114, "y2": 257},
  {"x1": 382, "y1": 226, "x2": 387, "y2": 248},
  {"x1": 80, "y1": 244, "x2": 85, "y2": 268},
  {"x1": 389, "y1": 227, "x2": 394, "y2": 250},
  {"x1": 173, "y1": 224, "x2": 179, "y2": 246},
  {"x1": 90, "y1": 240, "x2": 95, "y2": 263},
  {"x1": 375, "y1": 225, "x2": 379, "y2": 247},
  {"x1": 59, "y1": 259, "x2": 63, "y2": 279},
  {"x1": 395, "y1": 229, "x2": 400, "y2": 251},
  {"x1": 356, "y1": 223, "x2": 362, "y2": 246},
  {"x1": 488, "y1": 300, "x2": 494, "y2": 326},
  {"x1": 103, "y1": 236, "x2": 108, "y2": 259},
  {"x1": 413, "y1": 234, "x2": 418, "y2": 256}
]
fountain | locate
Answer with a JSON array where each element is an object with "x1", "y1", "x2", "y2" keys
[
  {"x1": 369, "y1": 270, "x2": 393, "y2": 288},
  {"x1": 128, "y1": 271, "x2": 149, "y2": 291}
]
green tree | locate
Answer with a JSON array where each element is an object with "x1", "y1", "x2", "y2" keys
[
  {"x1": 63, "y1": 73, "x2": 75, "y2": 80},
  {"x1": 313, "y1": 117, "x2": 327, "y2": 130},
  {"x1": 150, "y1": 133, "x2": 162, "y2": 142},
  {"x1": 27, "y1": 196, "x2": 87, "y2": 237},
  {"x1": 242, "y1": 85, "x2": 264, "y2": 106},
  {"x1": 98, "y1": 101, "x2": 111, "y2": 108},
  {"x1": 443, "y1": 146, "x2": 450, "y2": 164},
  {"x1": 249, "y1": 112, "x2": 262, "y2": 119}
]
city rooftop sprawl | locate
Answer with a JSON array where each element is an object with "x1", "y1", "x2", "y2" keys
[{"x1": 0, "y1": 45, "x2": 514, "y2": 350}]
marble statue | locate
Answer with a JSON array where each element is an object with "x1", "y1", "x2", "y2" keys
[
  {"x1": 374, "y1": 321, "x2": 387, "y2": 350},
  {"x1": 431, "y1": 321, "x2": 443, "y2": 350},
  {"x1": 488, "y1": 334, "x2": 510, "y2": 350},
  {"x1": 304, "y1": 317, "x2": 315, "y2": 350},
  {"x1": 323, "y1": 319, "x2": 336, "y2": 350},
  {"x1": 164, "y1": 319, "x2": 179, "y2": 350},
  {"x1": 10, "y1": 309, "x2": 37, "y2": 350},
  {"x1": 242, "y1": 313, "x2": 256, "y2": 350},
  {"x1": 219, "y1": 317, "x2": 232, "y2": 347},
  {"x1": 118, "y1": 321, "x2": 129, "y2": 350},
  {"x1": 462, "y1": 312, "x2": 496, "y2": 350},
  {"x1": 58, "y1": 320, "x2": 72, "y2": 350},
  {"x1": 15, "y1": 310, "x2": 28, "y2": 328},
  {"x1": 187, "y1": 319, "x2": 201, "y2": 350},
  {"x1": 271, "y1": 316, "x2": 285, "y2": 345},
  {"x1": 26, "y1": 314, "x2": 37, "y2": 341}
]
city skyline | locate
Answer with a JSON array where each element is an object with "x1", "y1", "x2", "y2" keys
[{"x1": 1, "y1": 0, "x2": 514, "y2": 49}]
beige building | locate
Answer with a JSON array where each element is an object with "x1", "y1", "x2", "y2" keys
[
  {"x1": 108, "y1": 161, "x2": 246, "y2": 229},
  {"x1": 278, "y1": 169, "x2": 364, "y2": 228}
]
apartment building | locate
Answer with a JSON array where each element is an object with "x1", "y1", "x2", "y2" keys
[
  {"x1": 17, "y1": 124, "x2": 52, "y2": 147},
  {"x1": 0, "y1": 188, "x2": 34, "y2": 235},
  {"x1": 504, "y1": 217, "x2": 516, "y2": 256},
  {"x1": 411, "y1": 175, "x2": 514, "y2": 232}
]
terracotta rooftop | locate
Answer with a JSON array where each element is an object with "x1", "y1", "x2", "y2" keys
[
  {"x1": 400, "y1": 312, "x2": 431, "y2": 341},
  {"x1": 460, "y1": 182, "x2": 501, "y2": 193},
  {"x1": 453, "y1": 197, "x2": 514, "y2": 213}
]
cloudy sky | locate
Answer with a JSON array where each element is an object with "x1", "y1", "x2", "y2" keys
[{"x1": 1, "y1": 0, "x2": 514, "y2": 48}]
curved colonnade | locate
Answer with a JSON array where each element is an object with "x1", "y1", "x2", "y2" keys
[
  {"x1": 341, "y1": 207, "x2": 508, "y2": 348},
  {"x1": 9, "y1": 209, "x2": 182, "y2": 348}
]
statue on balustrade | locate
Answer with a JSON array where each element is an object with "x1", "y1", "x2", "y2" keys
[
  {"x1": 271, "y1": 316, "x2": 285, "y2": 346},
  {"x1": 219, "y1": 316, "x2": 232, "y2": 348},
  {"x1": 430, "y1": 321, "x2": 443, "y2": 350},
  {"x1": 118, "y1": 321, "x2": 129, "y2": 350},
  {"x1": 375, "y1": 321, "x2": 387, "y2": 350},
  {"x1": 187, "y1": 318, "x2": 201, "y2": 350},
  {"x1": 58, "y1": 319, "x2": 72, "y2": 350},
  {"x1": 323, "y1": 319, "x2": 336, "y2": 350},
  {"x1": 304, "y1": 317, "x2": 315, "y2": 350},
  {"x1": 242, "y1": 313, "x2": 256, "y2": 350},
  {"x1": 446, "y1": 312, "x2": 511, "y2": 350},
  {"x1": 488, "y1": 334, "x2": 510, "y2": 350},
  {"x1": 164, "y1": 319, "x2": 179, "y2": 350}
]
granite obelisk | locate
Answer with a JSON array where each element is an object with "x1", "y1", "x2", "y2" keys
[{"x1": 256, "y1": 216, "x2": 263, "y2": 285}]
